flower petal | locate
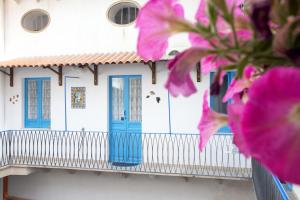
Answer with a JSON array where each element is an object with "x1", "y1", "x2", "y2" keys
[
  {"x1": 241, "y1": 67, "x2": 300, "y2": 183},
  {"x1": 198, "y1": 90, "x2": 228, "y2": 151},
  {"x1": 223, "y1": 66, "x2": 256, "y2": 102},
  {"x1": 166, "y1": 73, "x2": 197, "y2": 97},
  {"x1": 189, "y1": 33, "x2": 211, "y2": 47},
  {"x1": 227, "y1": 95, "x2": 251, "y2": 156},
  {"x1": 201, "y1": 55, "x2": 229, "y2": 74},
  {"x1": 165, "y1": 47, "x2": 208, "y2": 97},
  {"x1": 136, "y1": 0, "x2": 184, "y2": 60}
]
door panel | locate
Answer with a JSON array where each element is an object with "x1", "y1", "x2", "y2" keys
[
  {"x1": 25, "y1": 78, "x2": 51, "y2": 128},
  {"x1": 109, "y1": 76, "x2": 142, "y2": 166}
]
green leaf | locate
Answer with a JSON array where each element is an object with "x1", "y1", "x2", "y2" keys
[
  {"x1": 208, "y1": 3, "x2": 218, "y2": 27},
  {"x1": 209, "y1": 0, "x2": 228, "y2": 15},
  {"x1": 237, "y1": 56, "x2": 249, "y2": 78}
]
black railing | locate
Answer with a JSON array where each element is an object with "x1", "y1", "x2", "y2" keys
[
  {"x1": 0, "y1": 130, "x2": 251, "y2": 179},
  {"x1": 252, "y1": 159, "x2": 289, "y2": 200}
]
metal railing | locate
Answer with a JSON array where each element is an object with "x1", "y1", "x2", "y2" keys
[
  {"x1": 252, "y1": 159, "x2": 290, "y2": 200},
  {"x1": 0, "y1": 130, "x2": 251, "y2": 179}
]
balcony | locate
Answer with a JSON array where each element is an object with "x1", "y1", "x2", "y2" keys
[
  {"x1": 0, "y1": 130, "x2": 293, "y2": 200},
  {"x1": 0, "y1": 130, "x2": 250, "y2": 179}
]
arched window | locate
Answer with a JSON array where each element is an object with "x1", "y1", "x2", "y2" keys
[
  {"x1": 22, "y1": 9, "x2": 50, "y2": 32},
  {"x1": 108, "y1": 2, "x2": 139, "y2": 25}
]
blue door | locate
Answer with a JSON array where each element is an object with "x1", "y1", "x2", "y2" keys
[
  {"x1": 25, "y1": 78, "x2": 51, "y2": 128},
  {"x1": 109, "y1": 75, "x2": 142, "y2": 166}
]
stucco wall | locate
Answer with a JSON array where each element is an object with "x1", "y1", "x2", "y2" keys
[
  {"x1": 0, "y1": 74, "x2": 5, "y2": 130},
  {"x1": 3, "y1": 0, "x2": 200, "y2": 59},
  {"x1": 4, "y1": 63, "x2": 207, "y2": 133},
  {"x1": 0, "y1": 0, "x2": 4, "y2": 59},
  {"x1": 8, "y1": 170, "x2": 255, "y2": 200},
  {"x1": 1, "y1": 0, "x2": 208, "y2": 132}
]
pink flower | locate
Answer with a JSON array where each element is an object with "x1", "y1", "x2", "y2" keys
[
  {"x1": 239, "y1": 67, "x2": 300, "y2": 183},
  {"x1": 136, "y1": 0, "x2": 186, "y2": 61},
  {"x1": 227, "y1": 95, "x2": 251, "y2": 156},
  {"x1": 198, "y1": 90, "x2": 228, "y2": 151},
  {"x1": 165, "y1": 48, "x2": 207, "y2": 97},
  {"x1": 201, "y1": 55, "x2": 229, "y2": 74},
  {"x1": 223, "y1": 66, "x2": 256, "y2": 102}
]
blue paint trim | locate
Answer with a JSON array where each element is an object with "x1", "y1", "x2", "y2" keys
[
  {"x1": 273, "y1": 176, "x2": 290, "y2": 200},
  {"x1": 168, "y1": 91, "x2": 172, "y2": 134},
  {"x1": 64, "y1": 76, "x2": 67, "y2": 131},
  {"x1": 24, "y1": 77, "x2": 51, "y2": 128}
]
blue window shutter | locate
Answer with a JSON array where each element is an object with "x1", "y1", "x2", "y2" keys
[
  {"x1": 25, "y1": 78, "x2": 51, "y2": 128},
  {"x1": 210, "y1": 71, "x2": 236, "y2": 134}
]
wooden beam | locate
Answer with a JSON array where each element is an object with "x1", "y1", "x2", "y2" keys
[
  {"x1": 0, "y1": 69, "x2": 10, "y2": 76},
  {"x1": 58, "y1": 66, "x2": 62, "y2": 86},
  {"x1": 196, "y1": 62, "x2": 201, "y2": 82},
  {"x1": 86, "y1": 65, "x2": 98, "y2": 86},
  {"x1": 145, "y1": 61, "x2": 156, "y2": 84},
  {"x1": 3, "y1": 177, "x2": 8, "y2": 200},
  {"x1": 44, "y1": 66, "x2": 63, "y2": 86},
  {"x1": 9, "y1": 68, "x2": 14, "y2": 87},
  {"x1": 0, "y1": 68, "x2": 14, "y2": 87}
]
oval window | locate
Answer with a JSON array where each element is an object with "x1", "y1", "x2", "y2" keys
[
  {"x1": 21, "y1": 9, "x2": 50, "y2": 32},
  {"x1": 108, "y1": 2, "x2": 139, "y2": 25}
]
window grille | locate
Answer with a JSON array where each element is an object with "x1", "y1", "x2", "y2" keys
[{"x1": 108, "y1": 2, "x2": 139, "y2": 25}]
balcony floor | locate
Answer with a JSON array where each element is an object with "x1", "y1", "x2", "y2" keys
[{"x1": 5, "y1": 170, "x2": 256, "y2": 200}]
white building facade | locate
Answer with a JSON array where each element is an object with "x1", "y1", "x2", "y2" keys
[{"x1": 0, "y1": 0, "x2": 259, "y2": 200}]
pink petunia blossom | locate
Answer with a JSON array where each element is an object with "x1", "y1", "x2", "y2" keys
[
  {"x1": 136, "y1": 0, "x2": 186, "y2": 61},
  {"x1": 227, "y1": 95, "x2": 251, "y2": 156},
  {"x1": 198, "y1": 90, "x2": 228, "y2": 151},
  {"x1": 239, "y1": 67, "x2": 300, "y2": 183},
  {"x1": 223, "y1": 66, "x2": 256, "y2": 102},
  {"x1": 165, "y1": 48, "x2": 208, "y2": 97},
  {"x1": 201, "y1": 55, "x2": 229, "y2": 75}
]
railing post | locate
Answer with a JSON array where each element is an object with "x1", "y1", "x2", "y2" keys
[{"x1": 7, "y1": 130, "x2": 12, "y2": 165}]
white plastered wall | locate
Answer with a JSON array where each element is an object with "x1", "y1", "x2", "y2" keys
[
  {"x1": 8, "y1": 170, "x2": 255, "y2": 200},
  {"x1": 4, "y1": 63, "x2": 209, "y2": 133},
  {"x1": 2, "y1": 0, "x2": 208, "y2": 133},
  {"x1": 3, "y1": 0, "x2": 200, "y2": 59},
  {"x1": 0, "y1": 73, "x2": 5, "y2": 130}
]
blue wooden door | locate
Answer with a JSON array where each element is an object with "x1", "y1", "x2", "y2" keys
[
  {"x1": 25, "y1": 78, "x2": 51, "y2": 128},
  {"x1": 109, "y1": 75, "x2": 142, "y2": 166}
]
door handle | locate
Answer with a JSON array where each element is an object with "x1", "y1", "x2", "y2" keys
[{"x1": 124, "y1": 110, "x2": 126, "y2": 120}]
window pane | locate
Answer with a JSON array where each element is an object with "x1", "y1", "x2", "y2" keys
[
  {"x1": 129, "y1": 7, "x2": 137, "y2": 22},
  {"x1": 22, "y1": 10, "x2": 49, "y2": 32},
  {"x1": 112, "y1": 78, "x2": 124, "y2": 120},
  {"x1": 129, "y1": 78, "x2": 142, "y2": 122},
  {"x1": 122, "y1": 7, "x2": 129, "y2": 24},
  {"x1": 28, "y1": 80, "x2": 38, "y2": 119},
  {"x1": 112, "y1": 6, "x2": 138, "y2": 25},
  {"x1": 114, "y1": 10, "x2": 122, "y2": 24},
  {"x1": 42, "y1": 80, "x2": 51, "y2": 120}
]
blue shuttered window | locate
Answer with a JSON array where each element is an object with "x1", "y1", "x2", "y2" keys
[
  {"x1": 210, "y1": 71, "x2": 235, "y2": 134},
  {"x1": 25, "y1": 78, "x2": 51, "y2": 128}
]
